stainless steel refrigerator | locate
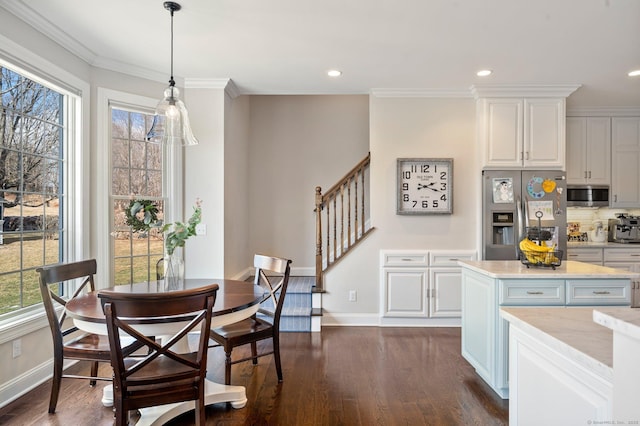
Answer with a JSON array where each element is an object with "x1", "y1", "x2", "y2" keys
[{"x1": 482, "y1": 170, "x2": 567, "y2": 260}]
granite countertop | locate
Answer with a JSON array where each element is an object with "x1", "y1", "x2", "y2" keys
[
  {"x1": 458, "y1": 260, "x2": 640, "y2": 279},
  {"x1": 500, "y1": 307, "x2": 614, "y2": 381},
  {"x1": 593, "y1": 307, "x2": 640, "y2": 340}
]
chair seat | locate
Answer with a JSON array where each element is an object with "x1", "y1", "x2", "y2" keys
[
  {"x1": 124, "y1": 353, "x2": 200, "y2": 386},
  {"x1": 64, "y1": 333, "x2": 143, "y2": 359},
  {"x1": 211, "y1": 317, "x2": 274, "y2": 341}
]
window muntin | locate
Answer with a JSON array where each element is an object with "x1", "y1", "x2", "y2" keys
[
  {"x1": 0, "y1": 66, "x2": 65, "y2": 316},
  {"x1": 110, "y1": 107, "x2": 164, "y2": 285}
]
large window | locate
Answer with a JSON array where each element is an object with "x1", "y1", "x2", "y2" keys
[
  {"x1": 0, "y1": 66, "x2": 65, "y2": 316},
  {"x1": 110, "y1": 107, "x2": 165, "y2": 285}
]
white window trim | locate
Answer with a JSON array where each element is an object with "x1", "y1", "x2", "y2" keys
[
  {"x1": 0, "y1": 33, "x2": 90, "y2": 337},
  {"x1": 96, "y1": 88, "x2": 183, "y2": 289}
]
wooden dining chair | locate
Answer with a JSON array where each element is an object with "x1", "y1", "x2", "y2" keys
[
  {"x1": 37, "y1": 259, "x2": 143, "y2": 414},
  {"x1": 99, "y1": 284, "x2": 219, "y2": 426},
  {"x1": 209, "y1": 254, "x2": 292, "y2": 385}
]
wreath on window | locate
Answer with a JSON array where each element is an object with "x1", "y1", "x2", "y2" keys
[{"x1": 125, "y1": 199, "x2": 160, "y2": 232}]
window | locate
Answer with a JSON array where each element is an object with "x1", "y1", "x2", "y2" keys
[
  {"x1": 110, "y1": 107, "x2": 165, "y2": 285},
  {"x1": 0, "y1": 66, "x2": 65, "y2": 316}
]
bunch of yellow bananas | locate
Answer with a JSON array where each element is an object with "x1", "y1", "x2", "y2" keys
[{"x1": 519, "y1": 238, "x2": 559, "y2": 265}]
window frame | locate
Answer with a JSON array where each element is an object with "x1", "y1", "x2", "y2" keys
[
  {"x1": 0, "y1": 38, "x2": 89, "y2": 341},
  {"x1": 96, "y1": 88, "x2": 183, "y2": 289}
]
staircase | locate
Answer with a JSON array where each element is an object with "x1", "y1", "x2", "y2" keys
[{"x1": 257, "y1": 276, "x2": 316, "y2": 332}]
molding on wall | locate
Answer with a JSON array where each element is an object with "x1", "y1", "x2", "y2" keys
[
  {"x1": 470, "y1": 84, "x2": 582, "y2": 99},
  {"x1": 567, "y1": 107, "x2": 640, "y2": 117},
  {"x1": 0, "y1": 359, "x2": 54, "y2": 409}
]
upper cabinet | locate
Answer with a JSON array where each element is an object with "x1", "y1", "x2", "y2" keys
[
  {"x1": 478, "y1": 98, "x2": 565, "y2": 169},
  {"x1": 566, "y1": 117, "x2": 611, "y2": 185},
  {"x1": 473, "y1": 85, "x2": 580, "y2": 170},
  {"x1": 611, "y1": 117, "x2": 640, "y2": 208}
]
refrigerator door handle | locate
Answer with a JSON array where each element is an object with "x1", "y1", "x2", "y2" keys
[{"x1": 516, "y1": 196, "x2": 524, "y2": 257}]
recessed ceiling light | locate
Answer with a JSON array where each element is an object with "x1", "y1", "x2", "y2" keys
[
  {"x1": 327, "y1": 70, "x2": 342, "y2": 77},
  {"x1": 629, "y1": 70, "x2": 640, "y2": 77},
  {"x1": 477, "y1": 69, "x2": 493, "y2": 77}
]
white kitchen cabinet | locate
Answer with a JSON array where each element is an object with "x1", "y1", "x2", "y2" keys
[
  {"x1": 611, "y1": 117, "x2": 640, "y2": 207},
  {"x1": 604, "y1": 247, "x2": 640, "y2": 307},
  {"x1": 566, "y1": 117, "x2": 611, "y2": 185},
  {"x1": 478, "y1": 98, "x2": 565, "y2": 169},
  {"x1": 380, "y1": 250, "x2": 475, "y2": 323},
  {"x1": 566, "y1": 247, "x2": 603, "y2": 265}
]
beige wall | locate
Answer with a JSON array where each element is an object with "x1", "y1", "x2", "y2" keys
[
  {"x1": 246, "y1": 95, "x2": 370, "y2": 272},
  {"x1": 322, "y1": 96, "x2": 479, "y2": 322}
]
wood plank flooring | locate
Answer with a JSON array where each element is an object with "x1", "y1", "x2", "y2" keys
[{"x1": 0, "y1": 327, "x2": 508, "y2": 425}]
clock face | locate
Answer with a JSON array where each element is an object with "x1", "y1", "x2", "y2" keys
[{"x1": 397, "y1": 158, "x2": 453, "y2": 215}]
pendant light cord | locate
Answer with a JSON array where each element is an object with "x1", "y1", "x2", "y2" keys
[{"x1": 169, "y1": 7, "x2": 175, "y2": 87}]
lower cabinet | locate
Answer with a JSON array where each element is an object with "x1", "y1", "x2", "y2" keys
[
  {"x1": 604, "y1": 247, "x2": 640, "y2": 307},
  {"x1": 566, "y1": 247, "x2": 603, "y2": 265},
  {"x1": 380, "y1": 250, "x2": 476, "y2": 324}
]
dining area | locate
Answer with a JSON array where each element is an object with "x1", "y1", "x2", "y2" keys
[{"x1": 33, "y1": 254, "x2": 293, "y2": 425}]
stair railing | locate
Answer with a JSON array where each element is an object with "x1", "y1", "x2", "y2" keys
[{"x1": 315, "y1": 153, "x2": 372, "y2": 292}]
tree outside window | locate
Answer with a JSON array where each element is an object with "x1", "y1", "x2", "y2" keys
[{"x1": 0, "y1": 66, "x2": 64, "y2": 316}]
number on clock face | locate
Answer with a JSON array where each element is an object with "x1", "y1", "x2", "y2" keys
[{"x1": 397, "y1": 158, "x2": 453, "y2": 214}]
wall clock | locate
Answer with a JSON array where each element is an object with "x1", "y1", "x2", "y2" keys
[{"x1": 397, "y1": 158, "x2": 453, "y2": 215}]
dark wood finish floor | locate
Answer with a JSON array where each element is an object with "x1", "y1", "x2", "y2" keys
[{"x1": 0, "y1": 327, "x2": 508, "y2": 425}]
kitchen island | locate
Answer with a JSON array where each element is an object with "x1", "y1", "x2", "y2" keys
[
  {"x1": 500, "y1": 307, "x2": 640, "y2": 425},
  {"x1": 460, "y1": 260, "x2": 637, "y2": 399}
]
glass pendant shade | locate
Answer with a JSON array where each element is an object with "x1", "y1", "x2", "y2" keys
[{"x1": 146, "y1": 85, "x2": 198, "y2": 146}]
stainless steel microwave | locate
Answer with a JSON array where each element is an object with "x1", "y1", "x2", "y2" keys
[{"x1": 566, "y1": 185, "x2": 609, "y2": 207}]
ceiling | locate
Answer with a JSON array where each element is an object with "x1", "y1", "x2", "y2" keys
[{"x1": 2, "y1": 0, "x2": 639, "y2": 107}]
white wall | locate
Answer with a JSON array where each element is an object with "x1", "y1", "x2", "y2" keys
[{"x1": 322, "y1": 96, "x2": 479, "y2": 324}]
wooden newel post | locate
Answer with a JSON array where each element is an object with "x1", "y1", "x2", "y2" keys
[{"x1": 315, "y1": 186, "x2": 324, "y2": 292}]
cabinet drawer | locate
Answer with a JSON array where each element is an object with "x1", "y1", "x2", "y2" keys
[
  {"x1": 567, "y1": 248, "x2": 603, "y2": 263},
  {"x1": 604, "y1": 248, "x2": 640, "y2": 262},
  {"x1": 429, "y1": 251, "x2": 476, "y2": 267},
  {"x1": 566, "y1": 279, "x2": 630, "y2": 305},
  {"x1": 499, "y1": 280, "x2": 565, "y2": 306},
  {"x1": 381, "y1": 251, "x2": 428, "y2": 267}
]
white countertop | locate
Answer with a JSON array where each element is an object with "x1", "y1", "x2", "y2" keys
[
  {"x1": 458, "y1": 260, "x2": 640, "y2": 279},
  {"x1": 593, "y1": 307, "x2": 640, "y2": 340},
  {"x1": 500, "y1": 307, "x2": 614, "y2": 381},
  {"x1": 567, "y1": 241, "x2": 640, "y2": 248}
]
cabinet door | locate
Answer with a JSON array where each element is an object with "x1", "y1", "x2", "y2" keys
[
  {"x1": 523, "y1": 98, "x2": 565, "y2": 168},
  {"x1": 429, "y1": 267, "x2": 462, "y2": 318},
  {"x1": 611, "y1": 117, "x2": 640, "y2": 207},
  {"x1": 382, "y1": 268, "x2": 427, "y2": 317},
  {"x1": 566, "y1": 117, "x2": 587, "y2": 183},
  {"x1": 585, "y1": 118, "x2": 611, "y2": 185},
  {"x1": 566, "y1": 247, "x2": 603, "y2": 265},
  {"x1": 481, "y1": 98, "x2": 524, "y2": 168},
  {"x1": 566, "y1": 117, "x2": 611, "y2": 185}
]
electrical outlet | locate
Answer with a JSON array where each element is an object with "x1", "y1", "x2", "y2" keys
[
  {"x1": 12, "y1": 339, "x2": 21, "y2": 358},
  {"x1": 348, "y1": 290, "x2": 357, "y2": 302},
  {"x1": 195, "y1": 223, "x2": 206, "y2": 236}
]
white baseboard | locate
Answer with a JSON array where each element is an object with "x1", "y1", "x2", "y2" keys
[
  {"x1": 321, "y1": 313, "x2": 461, "y2": 328},
  {"x1": 0, "y1": 359, "x2": 54, "y2": 409}
]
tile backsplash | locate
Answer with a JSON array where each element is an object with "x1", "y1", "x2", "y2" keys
[{"x1": 566, "y1": 207, "x2": 640, "y2": 234}]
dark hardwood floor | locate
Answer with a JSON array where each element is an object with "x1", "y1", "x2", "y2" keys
[{"x1": 0, "y1": 327, "x2": 508, "y2": 425}]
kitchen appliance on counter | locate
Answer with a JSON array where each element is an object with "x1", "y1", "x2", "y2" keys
[
  {"x1": 591, "y1": 220, "x2": 607, "y2": 243},
  {"x1": 483, "y1": 170, "x2": 567, "y2": 260},
  {"x1": 608, "y1": 214, "x2": 640, "y2": 243}
]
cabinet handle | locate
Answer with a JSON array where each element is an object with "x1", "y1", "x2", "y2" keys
[
  {"x1": 401, "y1": 258, "x2": 413, "y2": 261},
  {"x1": 526, "y1": 291, "x2": 543, "y2": 295},
  {"x1": 588, "y1": 171, "x2": 592, "y2": 178},
  {"x1": 630, "y1": 254, "x2": 640, "y2": 257},
  {"x1": 593, "y1": 291, "x2": 611, "y2": 295},
  {"x1": 525, "y1": 151, "x2": 530, "y2": 160},
  {"x1": 584, "y1": 171, "x2": 588, "y2": 179},
  {"x1": 448, "y1": 258, "x2": 459, "y2": 261}
]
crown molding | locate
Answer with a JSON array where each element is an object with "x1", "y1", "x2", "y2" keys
[
  {"x1": 470, "y1": 84, "x2": 582, "y2": 99},
  {"x1": 0, "y1": 0, "x2": 97, "y2": 64},
  {"x1": 566, "y1": 107, "x2": 640, "y2": 117},
  {"x1": 184, "y1": 78, "x2": 239, "y2": 99},
  {"x1": 371, "y1": 88, "x2": 473, "y2": 98}
]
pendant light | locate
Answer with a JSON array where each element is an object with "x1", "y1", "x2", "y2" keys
[{"x1": 146, "y1": 1, "x2": 198, "y2": 146}]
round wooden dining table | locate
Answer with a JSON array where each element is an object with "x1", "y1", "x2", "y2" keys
[{"x1": 65, "y1": 278, "x2": 265, "y2": 426}]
